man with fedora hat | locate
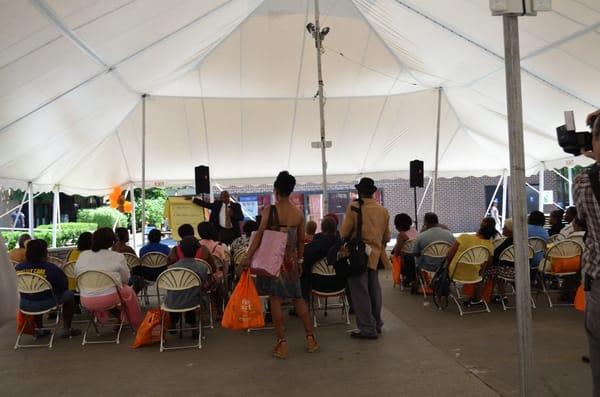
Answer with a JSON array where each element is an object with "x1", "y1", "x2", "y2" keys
[{"x1": 340, "y1": 177, "x2": 391, "y2": 339}]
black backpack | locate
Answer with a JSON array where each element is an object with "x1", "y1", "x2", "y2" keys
[{"x1": 333, "y1": 199, "x2": 368, "y2": 278}]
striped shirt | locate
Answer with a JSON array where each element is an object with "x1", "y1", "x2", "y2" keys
[{"x1": 574, "y1": 168, "x2": 600, "y2": 279}]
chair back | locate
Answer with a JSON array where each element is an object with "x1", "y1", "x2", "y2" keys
[
  {"x1": 16, "y1": 272, "x2": 53, "y2": 294},
  {"x1": 528, "y1": 237, "x2": 546, "y2": 255},
  {"x1": 123, "y1": 253, "x2": 141, "y2": 271},
  {"x1": 212, "y1": 255, "x2": 225, "y2": 270},
  {"x1": 539, "y1": 239, "x2": 582, "y2": 272},
  {"x1": 422, "y1": 241, "x2": 452, "y2": 258},
  {"x1": 311, "y1": 258, "x2": 336, "y2": 277},
  {"x1": 493, "y1": 237, "x2": 507, "y2": 249},
  {"x1": 62, "y1": 261, "x2": 77, "y2": 279},
  {"x1": 401, "y1": 239, "x2": 416, "y2": 255},
  {"x1": 232, "y1": 249, "x2": 246, "y2": 266},
  {"x1": 194, "y1": 258, "x2": 213, "y2": 275},
  {"x1": 76, "y1": 270, "x2": 120, "y2": 295},
  {"x1": 156, "y1": 268, "x2": 201, "y2": 291},
  {"x1": 10, "y1": 259, "x2": 20, "y2": 267},
  {"x1": 141, "y1": 252, "x2": 168, "y2": 269},
  {"x1": 451, "y1": 245, "x2": 491, "y2": 283},
  {"x1": 47, "y1": 256, "x2": 64, "y2": 267},
  {"x1": 498, "y1": 244, "x2": 534, "y2": 263}
]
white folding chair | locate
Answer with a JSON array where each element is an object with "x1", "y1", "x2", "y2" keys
[
  {"x1": 14, "y1": 272, "x2": 61, "y2": 349},
  {"x1": 538, "y1": 239, "x2": 582, "y2": 308},
  {"x1": 419, "y1": 241, "x2": 452, "y2": 301},
  {"x1": 195, "y1": 259, "x2": 215, "y2": 329},
  {"x1": 310, "y1": 258, "x2": 350, "y2": 328},
  {"x1": 76, "y1": 270, "x2": 128, "y2": 345},
  {"x1": 496, "y1": 245, "x2": 536, "y2": 311},
  {"x1": 247, "y1": 273, "x2": 274, "y2": 333},
  {"x1": 449, "y1": 245, "x2": 492, "y2": 316},
  {"x1": 123, "y1": 253, "x2": 141, "y2": 272},
  {"x1": 156, "y1": 268, "x2": 203, "y2": 352},
  {"x1": 493, "y1": 237, "x2": 507, "y2": 249},
  {"x1": 47, "y1": 256, "x2": 64, "y2": 267},
  {"x1": 547, "y1": 234, "x2": 561, "y2": 245},
  {"x1": 141, "y1": 252, "x2": 168, "y2": 305},
  {"x1": 528, "y1": 237, "x2": 546, "y2": 267}
]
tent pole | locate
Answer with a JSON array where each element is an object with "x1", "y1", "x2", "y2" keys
[
  {"x1": 485, "y1": 175, "x2": 504, "y2": 218},
  {"x1": 12, "y1": 192, "x2": 28, "y2": 230},
  {"x1": 313, "y1": 0, "x2": 329, "y2": 216},
  {"x1": 502, "y1": 15, "x2": 534, "y2": 397},
  {"x1": 538, "y1": 166, "x2": 544, "y2": 212},
  {"x1": 27, "y1": 182, "x2": 34, "y2": 236},
  {"x1": 130, "y1": 182, "x2": 137, "y2": 252},
  {"x1": 417, "y1": 176, "x2": 432, "y2": 216},
  {"x1": 51, "y1": 185, "x2": 59, "y2": 248},
  {"x1": 141, "y1": 94, "x2": 147, "y2": 244},
  {"x1": 567, "y1": 167, "x2": 573, "y2": 207},
  {"x1": 501, "y1": 171, "x2": 508, "y2": 227},
  {"x1": 432, "y1": 87, "x2": 442, "y2": 213}
]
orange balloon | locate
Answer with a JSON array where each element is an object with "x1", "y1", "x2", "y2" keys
[
  {"x1": 112, "y1": 186, "x2": 122, "y2": 197},
  {"x1": 109, "y1": 199, "x2": 118, "y2": 208},
  {"x1": 123, "y1": 201, "x2": 133, "y2": 213}
]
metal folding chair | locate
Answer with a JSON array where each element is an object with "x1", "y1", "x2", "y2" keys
[
  {"x1": 496, "y1": 245, "x2": 536, "y2": 311},
  {"x1": 47, "y1": 256, "x2": 64, "y2": 268},
  {"x1": 14, "y1": 272, "x2": 62, "y2": 349},
  {"x1": 419, "y1": 241, "x2": 452, "y2": 301},
  {"x1": 123, "y1": 253, "x2": 141, "y2": 272},
  {"x1": 140, "y1": 252, "x2": 168, "y2": 306},
  {"x1": 310, "y1": 258, "x2": 350, "y2": 328},
  {"x1": 195, "y1": 259, "x2": 214, "y2": 329},
  {"x1": 538, "y1": 239, "x2": 582, "y2": 308},
  {"x1": 449, "y1": 245, "x2": 492, "y2": 316},
  {"x1": 156, "y1": 268, "x2": 203, "y2": 352}
]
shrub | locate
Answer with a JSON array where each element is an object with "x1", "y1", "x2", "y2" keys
[
  {"x1": 135, "y1": 197, "x2": 166, "y2": 227},
  {"x1": 1, "y1": 223, "x2": 98, "y2": 250},
  {"x1": 77, "y1": 207, "x2": 127, "y2": 229}
]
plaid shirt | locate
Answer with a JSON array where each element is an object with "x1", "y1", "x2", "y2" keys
[{"x1": 574, "y1": 168, "x2": 600, "y2": 279}]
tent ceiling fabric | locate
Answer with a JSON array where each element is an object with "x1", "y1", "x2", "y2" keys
[{"x1": 0, "y1": 0, "x2": 598, "y2": 195}]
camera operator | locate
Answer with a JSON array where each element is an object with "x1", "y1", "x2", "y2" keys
[{"x1": 575, "y1": 109, "x2": 600, "y2": 396}]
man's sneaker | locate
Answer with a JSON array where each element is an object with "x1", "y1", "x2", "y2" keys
[
  {"x1": 60, "y1": 328, "x2": 82, "y2": 339},
  {"x1": 350, "y1": 330, "x2": 378, "y2": 340}
]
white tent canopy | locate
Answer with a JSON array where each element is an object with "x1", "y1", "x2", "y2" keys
[{"x1": 1, "y1": 0, "x2": 599, "y2": 195}]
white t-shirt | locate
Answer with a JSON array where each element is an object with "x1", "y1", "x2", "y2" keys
[
  {"x1": 75, "y1": 249, "x2": 130, "y2": 296},
  {"x1": 219, "y1": 203, "x2": 232, "y2": 229}
]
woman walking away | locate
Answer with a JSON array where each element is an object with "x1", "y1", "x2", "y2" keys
[{"x1": 244, "y1": 171, "x2": 318, "y2": 359}]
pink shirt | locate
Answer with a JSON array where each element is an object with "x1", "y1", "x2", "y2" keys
[{"x1": 199, "y1": 239, "x2": 226, "y2": 261}]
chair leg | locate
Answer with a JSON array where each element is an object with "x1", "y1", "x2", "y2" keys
[
  {"x1": 344, "y1": 294, "x2": 351, "y2": 325},
  {"x1": 311, "y1": 295, "x2": 318, "y2": 328},
  {"x1": 14, "y1": 316, "x2": 28, "y2": 349},
  {"x1": 450, "y1": 290, "x2": 464, "y2": 316},
  {"x1": 160, "y1": 311, "x2": 165, "y2": 352}
]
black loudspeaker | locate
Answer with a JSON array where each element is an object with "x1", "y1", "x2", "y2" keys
[
  {"x1": 409, "y1": 160, "x2": 424, "y2": 188},
  {"x1": 195, "y1": 165, "x2": 210, "y2": 194}
]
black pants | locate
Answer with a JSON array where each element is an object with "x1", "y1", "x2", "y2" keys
[{"x1": 170, "y1": 311, "x2": 197, "y2": 327}]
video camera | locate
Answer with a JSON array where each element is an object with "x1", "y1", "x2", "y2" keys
[{"x1": 557, "y1": 110, "x2": 595, "y2": 156}]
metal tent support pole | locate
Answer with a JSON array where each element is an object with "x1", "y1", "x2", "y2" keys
[
  {"x1": 51, "y1": 185, "x2": 59, "y2": 248},
  {"x1": 129, "y1": 182, "x2": 137, "y2": 251},
  {"x1": 12, "y1": 192, "x2": 28, "y2": 230},
  {"x1": 313, "y1": 0, "x2": 329, "y2": 215},
  {"x1": 485, "y1": 175, "x2": 504, "y2": 217},
  {"x1": 141, "y1": 94, "x2": 147, "y2": 245},
  {"x1": 431, "y1": 87, "x2": 442, "y2": 213},
  {"x1": 567, "y1": 167, "x2": 573, "y2": 207},
  {"x1": 27, "y1": 182, "x2": 34, "y2": 236},
  {"x1": 417, "y1": 176, "x2": 432, "y2": 216},
  {"x1": 502, "y1": 171, "x2": 508, "y2": 227},
  {"x1": 413, "y1": 187, "x2": 418, "y2": 230},
  {"x1": 502, "y1": 15, "x2": 534, "y2": 397},
  {"x1": 538, "y1": 166, "x2": 544, "y2": 212}
]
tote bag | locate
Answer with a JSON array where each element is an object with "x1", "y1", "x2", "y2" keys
[{"x1": 250, "y1": 206, "x2": 288, "y2": 277}]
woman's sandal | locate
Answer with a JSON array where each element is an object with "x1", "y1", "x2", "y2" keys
[
  {"x1": 272, "y1": 338, "x2": 288, "y2": 359},
  {"x1": 306, "y1": 334, "x2": 319, "y2": 353}
]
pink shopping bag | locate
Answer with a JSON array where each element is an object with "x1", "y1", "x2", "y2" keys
[{"x1": 250, "y1": 229, "x2": 288, "y2": 277}]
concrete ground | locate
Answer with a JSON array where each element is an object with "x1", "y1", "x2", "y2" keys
[{"x1": 0, "y1": 270, "x2": 591, "y2": 397}]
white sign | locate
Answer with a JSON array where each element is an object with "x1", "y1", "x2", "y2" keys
[{"x1": 542, "y1": 190, "x2": 554, "y2": 205}]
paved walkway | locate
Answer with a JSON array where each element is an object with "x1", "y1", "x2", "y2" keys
[{"x1": 0, "y1": 271, "x2": 591, "y2": 396}]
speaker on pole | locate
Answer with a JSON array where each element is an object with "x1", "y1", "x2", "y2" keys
[
  {"x1": 409, "y1": 160, "x2": 424, "y2": 188},
  {"x1": 195, "y1": 165, "x2": 210, "y2": 195}
]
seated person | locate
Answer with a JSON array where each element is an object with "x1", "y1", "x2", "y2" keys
[
  {"x1": 305, "y1": 220, "x2": 317, "y2": 244},
  {"x1": 165, "y1": 236, "x2": 209, "y2": 335},
  {"x1": 9, "y1": 233, "x2": 31, "y2": 264},
  {"x1": 393, "y1": 213, "x2": 418, "y2": 287},
  {"x1": 112, "y1": 227, "x2": 137, "y2": 255},
  {"x1": 139, "y1": 228, "x2": 170, "y2": 282},
  {"x1": 67, "y1": 232, "x2": 92, "y2": 263},
  {"x1": 548, "y1": 209, "x2": 565, "y2": 236},
  {"x1": 446, "y1": 217, "x2": 496, "y2": 304},
  {"x1": 413, "y1": 212, "x2": 455, "y2": 272},
  {"x1": 484, "y1": 219, "x2": 515, "y2": 302},
  {"x1": 15, "y1": 239, "x2": 81, "y2": 338},
  {"x1": 75, "y1": 228, "x2": 142, "y2": 329},
  {"x1": 301, "y1": 217, "x2": 342, "y2": 302},
  {"x1": 558, "y1": 206, "x2": 577, "y2": 240},
  {"x1": 231, "y1": 220, "x2": 258, "y2": 256},
  {"x1": 197, "y1": 222, "x2": 227, "y2": 262},
  {"x1": 168, "y1": 224, "x2": 215, "y2": 271},
  {"x1": 527, "y1": 210, "x2": 549, "y2": 268}
]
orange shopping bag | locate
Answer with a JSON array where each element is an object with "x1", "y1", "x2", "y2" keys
[
  {"x1": 16, "y1": 311, "x2": 35, "y2": 335},
  {"x1": 574, "y1": 284, "x2": 585, "y2": 312},
  {"x1": 131, "y1": 308, "x2": 171, "y2": 348},
  {"x1": 391, "y1": 254, "x2": 402, "y2": 286},
  {"x1": 221, "y1": 270, "x2": 264, "y2": 330}
]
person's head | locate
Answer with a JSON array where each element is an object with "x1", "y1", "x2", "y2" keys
[
  {"x1": 528, "y1": 210, "x2": 545, "y2": 227},
  {"x1": 591, "y1": 113, "x2": 600, "y2": 162},
  {"x1": 394, "y1": 213, "x2": 413, "y2": 232},
  {"x1": 178, "y1": 224, "x2": 195, "y2": 238},
  {"x1": 503, "y1": 219, "x2": 513, "y2": 237},
  {"x1": 180, "y1": 236, "x2": 200, "y2": 258},
  {"x1": 423, "y1": 212, "x2": 439, "y2": 228},
  {"x1": 479, "y1": 217, "x2": 498, "y2": 239},
  {"x1": 324, "y1": 213, "x2": 339, "y2": 226},
  {"x1": 115, "y1": 227, "x2": 129, "y2": 243},
  {"x1": 549, "y1": 209, "x2": 564, "y2": 225},
  {"x1": 77, "y1": 232, "x2": 93, "y2": 251},
  {"x1": 273, "y1": 171, "x2": 296, "y2": 198},
  {"x1": 92, "y1": 227, "x2": 116, "y2": 252},
  {"x1": 148, "y1": 228, "x2": 162, "y2": 244},
  {"x1": 321, "y1": 217, "x2": 337, "y2": 236},
  {"x1": 306, "y1": 221, "x2": 317, "y2": 236},
  {"x1": 354, "y1": 177, "x2": 377, "y2": 199},
  {"x1": 25, "y1": 239, "x2": 48, "y2": 263},
  {"x1": 18, "y1": 233, "x2": 31, "y2": 249},
  {"x1": 242, "y1": 220, "x2": 258, "y2": 238},
  {"x1": 197, "y1": 221, "x2": 216, "y2": 240},
  {"x1": 220, "y1": 191, "x2": 231, "y2": 204},
  {"x1": 564, "y1": 206, "x2": 577, "y2": 223},
  {"x1": 574, "y1": 217, "x2": 587, "y2": 232}
]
